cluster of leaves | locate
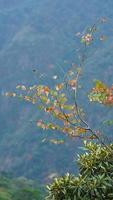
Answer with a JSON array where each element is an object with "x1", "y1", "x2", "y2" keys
[
  {"x1": 80, "y1": 17, "x2": 107, "y2": 46},
  {"x1": 81, "y1": 33, "x2": 93, "y2": 45},
  {"x1": 88, "y1": 80, "x2": 113, "y2": 106},
  {"x1": 46, "y1": 142, "x2": 113, "y2": 200},
  {"x1": 6, "y1": 66, "x2": 90, "y2": 140},
  {"x1": 0, "y1": 173, "x2": 42, "y2": 200},
  {"x1": 5, "y1": 18, "x2": 108, "y2": 144}
]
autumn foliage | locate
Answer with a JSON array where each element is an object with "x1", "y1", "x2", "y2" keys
[
  {"x1": 5, "y1": 17, "x2": 110, "y2": 144},
  {"x1": 88, "y1": 80, "x2": 113, "y2": 105}
]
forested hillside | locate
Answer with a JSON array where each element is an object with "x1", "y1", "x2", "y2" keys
[
  {"x1": 0, "y1": 0, "x2": 113, "y2": 183},
  {"x1": 0, "y1": 173, "x2": 41, "y2": 199}
]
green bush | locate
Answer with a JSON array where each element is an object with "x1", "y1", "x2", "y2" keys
[{"x1": 46, "y1": 142, "x2": 113, "y2": 200}]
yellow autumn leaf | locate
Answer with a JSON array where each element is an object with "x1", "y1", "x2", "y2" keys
[{"x1": 76, "y1": 127, "x2": 87, "y2": 134}]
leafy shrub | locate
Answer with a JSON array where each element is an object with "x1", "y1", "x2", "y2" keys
[{"x1": 46, "y1": 142, "x2": 113, "y2": 200}]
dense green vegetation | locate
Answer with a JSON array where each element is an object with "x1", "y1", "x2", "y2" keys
[
  {"x1": 46, "y1": 142, "x2": 113, "y2": 199},
  {"x1": 0, "y1": 173, "x2": 41, "y2": 200}
]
